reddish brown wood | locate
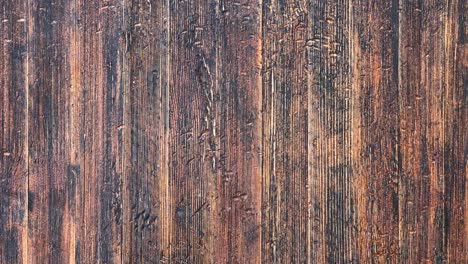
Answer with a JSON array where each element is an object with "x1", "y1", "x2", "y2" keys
[{"x1": 0, "y1": 0, "x2": 466, "y2": 263}]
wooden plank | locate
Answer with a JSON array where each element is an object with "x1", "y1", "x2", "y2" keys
[
  {"x1": 443, "y1": 1, "x2": 466, "y2": 262},
  {"x1": 307, "y1": 0, "x2": 357, "y2": 262},
  {"x1": 261, "y1": 0, "x2": 309, "y2": 262},
  {"x1": 419, "y1": 1, "x2": 450, "y2": 261},
  {"x1": 351, "y1": 0, "x2": 400, "y2": 262},
  {"x1": 398, "y1": 0, "x2": 465, "y2": 262},
  {"x1": 122, "y1": 0, "x2": 169, "y2": 262},
  {"x1": 167, "y1": 0, "x2": 219, "y2": 262},
  {"x1": 27, "y1": 0, "x2": 75, "y2": 262},
  {"x1": 78, "y1": 0, "x2": 125, "y2": 262},
  {"x1": 0, "y1": 0, "x2": 28, "y2": 263},
  {"x1": 215, "y1": 1, "x2": 263, "y2": 263},
  {"x1": 398, "y1": 1, "x2": 430, "y2": 260},
  {"x1": 66, "y1": 0, "x2": 82, "y2": 263}
]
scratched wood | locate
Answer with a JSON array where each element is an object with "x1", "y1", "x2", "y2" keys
[
  {"x1": 262, "y1": 0, "x2": 309, "y2": 263},
  {"x1": 0, "y1": 0, "x2": 27, "y2": 263},
  {"x1": 352, "y1": 1, "x2": 400, "y2": 262},
  {"x1": 0, "y1": 0, "x2": 466, "y2": 263}
]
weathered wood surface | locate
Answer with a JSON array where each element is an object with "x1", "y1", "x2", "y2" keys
[{"x1": 0, "y1": 0, "x2": 466, "y2": 263}]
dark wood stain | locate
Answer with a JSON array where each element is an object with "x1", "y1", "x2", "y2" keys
[{"x1": 0, "y1": 0, "x2": 466, "y2": 263}]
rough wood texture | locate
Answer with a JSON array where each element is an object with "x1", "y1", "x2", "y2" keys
[{"x1": 0, "y1": 0, "x2": 466, "y2": 263}]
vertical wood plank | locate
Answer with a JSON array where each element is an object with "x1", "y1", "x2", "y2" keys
[
  {"x1": 123, "y1": 0, "x2": 169, "y2": 262},
  {"x1": 0, "y1": 0, "x2": 28, "y2": 263},
  {"x1": 307, "y1": 0, "x2": 357, "y2": 262},
  {"x1": 351, "y1": 0, "x2": 400, "y2": 262},
  {"x1": 398, "y1": 0, "x2": 429, "y2": 260},
  {"x1": 27, "y1": 0, "x2": 74, "y2": 262},
  {"x1": 398, "y1": 0, "x2": 465, "y2": 262},
  {"x1": 167, "y1": 0, "x2": 218, "y2": 262},
  {"x1": 419, "y1": 1, "x2": 450, "y2": 261},
  {"x1": 215, "y1": 0, "x2": 263, "y2": 262},
  {"x1": 65, "y1": 0, "x2": 83, "y2": 263},
  {"x1": 261, "y1": 0, "x2": 309, "y2": 262},
  {"x1": 443, "y1": 0, "x2": 466, "y2": 262},
  {"x1": 78, "y1": 1, "x2": 99, "y2": 261},
  {"x1": 79, "y1": 0, "x2": 124, "y2": 262}
]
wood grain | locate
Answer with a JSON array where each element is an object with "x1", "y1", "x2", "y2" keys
[
  {"x1": 0, "y1": 0, "x2": 466, "y2": 263},
  {"x1": 352, "y1": 1, "x2": 399, "y2": 262},
  {"x1": 0, "y1": 1, "x2": 27, "y2": 263},
  {"x1": 262, "y1": 0, "x2": 308, "y2": 262}
]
